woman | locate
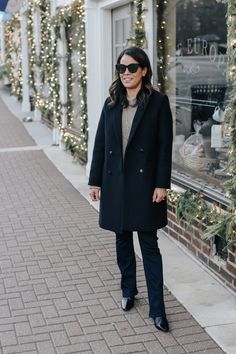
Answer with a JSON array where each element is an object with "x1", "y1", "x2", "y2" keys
[{"x1": 89, "y1": 47, "x2": 173, "y2": 332}]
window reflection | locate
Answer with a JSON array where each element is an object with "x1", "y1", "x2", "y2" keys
[{"x1": 166, "y1": 0, "x2": 231, "y2": 183}]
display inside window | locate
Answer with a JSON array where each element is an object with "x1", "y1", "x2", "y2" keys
[{"x1": 165, "y1": 0, "x2": 231, "y2": 184}]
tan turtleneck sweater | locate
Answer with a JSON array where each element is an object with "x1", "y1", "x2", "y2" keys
[{"x1": 122, "y1": 99, "x2": 137, "y2": 157}]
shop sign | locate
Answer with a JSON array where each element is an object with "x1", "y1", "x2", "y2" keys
[{"x1": 177, "y1": 36, "x2": 226, "y2": 76}]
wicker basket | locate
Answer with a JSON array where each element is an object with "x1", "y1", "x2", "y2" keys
[{"x1": 179, "y1": 146, "x2": 216, "y2": 171}]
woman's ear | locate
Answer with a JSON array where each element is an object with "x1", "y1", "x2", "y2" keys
[{"x1": 142, "y1": 67, "x2": 147, "y2": 77}]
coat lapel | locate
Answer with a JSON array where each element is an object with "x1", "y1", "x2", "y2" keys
[
  {"x1": 126, "y1": 105, "x2": 146, "y2": 149},
  {"x1": 112, "y1": 104, "x2": 123, "y2": 153}
]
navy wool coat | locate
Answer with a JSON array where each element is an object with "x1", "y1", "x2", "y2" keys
[{"x1": 88, "y1": 89, "x2": 173, "y2": 233}]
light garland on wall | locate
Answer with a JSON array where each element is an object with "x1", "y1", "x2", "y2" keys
[
  {"x1": 27, "y1": 0, "x2": 57, "y2": 121},
  {"x1": 27, "y1": 3, "x2": 37, "y2": 98},
  {"x1": 156, "y1": 0, "x2": 169, "y2": 93},
  {"x1": 131, "y1": 0, "x2": 147, "y2": 48},
  {"x1": 53, "y1": 0, "x2": 88, "y2": 164},
  {"x1": 5, "y1": 14, "x2": 23, "y2": 100},
  {"x1": 38, "y1": 0, "x2": 56, "y2": 122},
  {"x1": 167, "y1": 190, "x2": 222, "y2": 226}
]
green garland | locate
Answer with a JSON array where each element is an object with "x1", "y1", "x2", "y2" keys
[
  {"x1": 38, "y1": 0, "x2": 56, "y2": 123},
  {"x1": 156, "y1": 0, "x2": 168, "y2": 93},
  {"x1": 27, "y1": 0, "x2": 57, "y2": 122},
  {"x1": 131, "y1": 0, "x2": 147, "y2": 48},
  {"x1": 5, "y1": 14, "x2": 23, "y2": 100},
  {"x1": 168, "y1": 190, "x2": 224, "y2": 232},
  {"x1": 54, "y1": 1, "x2": 88, "y2": 164},
  {"x1": 27, "y1": 3, "x2": 37, "y2": 96},
  {"x1": 73, "y1": 2, "x2": 88, "y2": 163}
]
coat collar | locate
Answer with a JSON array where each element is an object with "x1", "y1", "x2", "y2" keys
[{"x1": 127, "y1": 105, "x2": 145, "y2": 149}]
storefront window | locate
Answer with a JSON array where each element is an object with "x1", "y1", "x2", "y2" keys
[{"x1": 160, "y1": 0, "x2": 231, "y2": 190}]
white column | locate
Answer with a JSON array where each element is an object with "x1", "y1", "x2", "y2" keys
[
  {"x1": 51, "y1": 0, "x2": 56, "y2": 15},
  {"x1": 145, "y1": 0, "x2": 154, "y2": 71},
  {"x1": 20, "y1": 5, "x2": 30, "y2": 112},
  {"x1": 85, "y1": 0, "x2": 113, "y2": 176},
  {"x1": 51, "y1": 0, "x2": 60, "y2": 145},
  {"x1": 58, "y1": 23, "x2": 68, "y2": 128},
  {"x1": 0, "y1": 13, "x2": 5, "y2": 64},
  {"x1": 85, "y1": 0, "x2": 102, "y2": 176},
  {"x1": 33, "y1": 9, "x2": 41, "y2": 121}
]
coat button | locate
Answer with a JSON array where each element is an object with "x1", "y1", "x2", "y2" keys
[
  {"x1": 108, "y1": 170, "x2": 112, "y2": 174},
  {"x1": 139, "y1": 169, "x2": 143, "y2": 173},
  {"x1": 140, "y1": 148, "x2": 144, "y2": 152},
  {"x1": 109, "y1": 150, "x2": 113, "y2": 155}
]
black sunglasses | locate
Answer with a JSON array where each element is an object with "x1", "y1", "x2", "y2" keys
[{"x1": 116, "y1": 63, "x2": 141, "y2": 74}]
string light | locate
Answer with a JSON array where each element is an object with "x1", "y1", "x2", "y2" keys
[
  {"x1": 131, "y1": 0, "x2": 147, "y2": 48},
  {"x1": 5, "y1": 14, "x2": 23, "y2": 100},
  {"x1": 156, "y1": 0, "x2": 170, "y2": 93}
]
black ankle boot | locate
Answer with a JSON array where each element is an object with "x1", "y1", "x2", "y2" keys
[
  {"x1": 154, "y1": 316, "x2": 169, "y2": 332},
  {"x1": 121, "y1": 297, "x2": 134, "y2": 311}
]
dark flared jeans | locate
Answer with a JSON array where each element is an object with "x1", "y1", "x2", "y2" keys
[{"x1": 116, "y1": 230, "x2": 166, "y2": 318}]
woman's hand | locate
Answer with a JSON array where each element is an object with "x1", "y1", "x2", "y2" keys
[
  {"x1": 89, "y1": 187, "x2": 101, "y2": 201},
  {"x1": 152, "y1": 188, "x2": 167, "y2": 203}
]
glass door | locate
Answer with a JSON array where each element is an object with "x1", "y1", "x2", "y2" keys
[{"x1": 112, "y1": 3, "x2": 134, "y2": 68}]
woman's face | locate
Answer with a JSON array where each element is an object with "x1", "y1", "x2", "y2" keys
[{"x1": 119, "y1": 54, "x2": 147, "y2": 91}]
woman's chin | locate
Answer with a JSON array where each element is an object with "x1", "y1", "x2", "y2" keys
[{"x1": 122, "y1": 83, "x2": 138, "y2": 90}]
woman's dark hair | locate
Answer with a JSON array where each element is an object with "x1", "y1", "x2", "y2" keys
[{"x1": 108, "y1": 47, "x2": 153, "y2": 109}]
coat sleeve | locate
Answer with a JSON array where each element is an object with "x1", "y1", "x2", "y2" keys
[
  {"x1": 155, "y1": 95, "x2": 173, "y2": 188},
  {"x1": 88, "y1": 100, "x2": 107, "y2": 187}
]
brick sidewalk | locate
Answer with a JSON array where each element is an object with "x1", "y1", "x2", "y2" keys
[
  {"x1": 0, "y1": 98, "x2": 36, "y2": 148},
  {"x1": 0, "y1": 98, "x2": 225, "y2": 353}
]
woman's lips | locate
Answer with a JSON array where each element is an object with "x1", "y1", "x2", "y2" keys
[{"x1": 122, "y1": 77, "x2": 133, "y2": 83}]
